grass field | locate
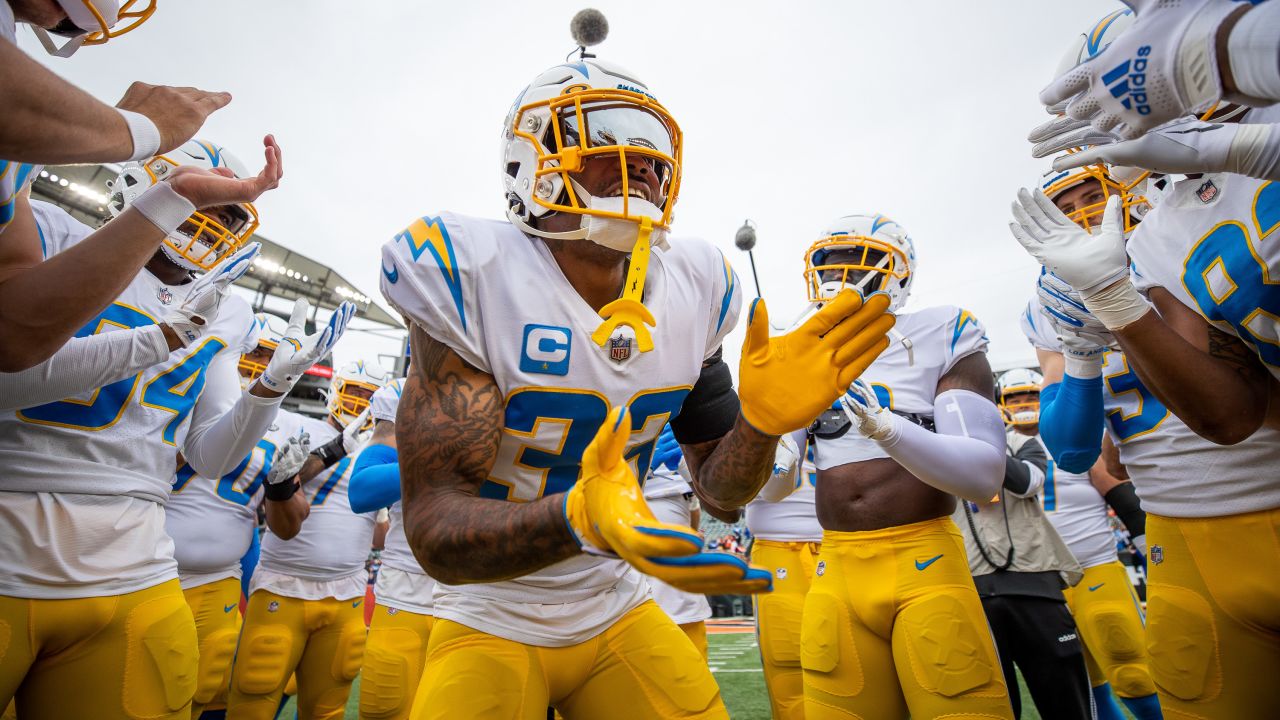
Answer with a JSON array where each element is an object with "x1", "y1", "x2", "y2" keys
[{"x1": 280, "y1": 622, "x2": 1121, "y2": 719}]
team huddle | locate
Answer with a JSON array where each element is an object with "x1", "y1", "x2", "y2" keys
[{"x1": 1, "y1": 0, "x2": 1279, "y2": 718}]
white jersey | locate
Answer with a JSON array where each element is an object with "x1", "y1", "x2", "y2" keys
[
  {"x1": 1021, "y1": 299, "x2": 1280, "y2": 517},
  {"x1": 256, "y1": 418, "x2": 377, "y2": 599},
  {"x1": 746, "y1": 442, "x2": 822, "y2": 542},
  {"x1": 166, "y1": 409, "x2": 308, "y2": 589},
  {"x1": 643, "y1": 461, "x2": 693, "y2": 501},
  {"x1": 1041, "y1": 459, "x2": 1116, "y2": 569},
  {"x1": 380, "y1": 212, "x2": 741, "y2": 646},
  {"x1": 813, "y1": 305, "x2": 989, "y2": 470},
  {"x1": 0, "y1": 202, "x2": 257, "y2": 598},
  {"x1": 365, "y1": 379, "x2": 436, "y2": 615}
]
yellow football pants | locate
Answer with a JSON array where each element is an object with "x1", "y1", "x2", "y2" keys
[
  {"x1": 412, "y1": 600, "x2": 727, "y2": 719},
  {"x1": 680, "y1": 621, "x2": 708, "y2": 661},
  {"x1": 359, "y1": 605, "x2": 435, "y2": 720},
  {"x1": 183, "y1": 577, "x2": 243, "y2": 718},
  {"x1": 0, "y1": 579, "x2": 198, "y2": 720},
  {"x1": 1145, "y1": 509, "x2": 1280, "y2": 719},
  {"x1": 751, "y1": 538, "x2": 821, "y2": 720},
  {"x1": 1061, "y1": 560, "x2": 1155, "y2": 698},
  {"x1": 801, "y1": 517, "x2": 1014, "y2": 720},
  {"x1": 226, "y1": 589, "x2": 367, "y2": 720}
]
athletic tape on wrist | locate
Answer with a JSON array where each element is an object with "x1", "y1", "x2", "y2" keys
[
  {"x1": 130, "y1": 182, "x2": 196, "y2": 234},
  {"x1": 1064, "y1": 352, "x2": 1104, "y2": 380},
  {"x1": 116, "y1": 109, "x2": 161, "y2": 162},
  {"x1": 1083, "y1": 280, "x2": 1151, "y2": 330}
]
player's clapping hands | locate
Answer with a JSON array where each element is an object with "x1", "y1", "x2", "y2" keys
[
  {"x1": 164, "y1": 242, "x2": 260, "y2": 347},
  {"x1": 564, "y1": 407, "x2": 773, "y2": 594},
  {"x1": 738, "y1": 291, "x2": 896, "y2": 437},
  {"x1": 257, "y1": 298, "x2": 357, "y2": 394}
]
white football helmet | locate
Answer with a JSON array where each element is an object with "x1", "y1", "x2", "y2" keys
[
  {"x1": 803, "y1": 214, "x2": 916, "y2": 312},
  {"x1": 326, "y1": 360, "x2": 392, "y2": 428},
  {"x1": 1040, "y1": 162, "x2": 1150, "y2": 236},
  {"x1": 107, "y1": 139, "x2": 260, "y2": 273},
  {"x1": 237, "y1": 312, "x2": 290, "y2": 389},
  {"x1": 501, "y1": 58, "x2": 682, "y2": 253},
  {"x1": 33, "y1": 1, "x2": 155, "y2": 57},
  {"x1": 998, "y1": 368, "x2": 1044, "y2": 428}
]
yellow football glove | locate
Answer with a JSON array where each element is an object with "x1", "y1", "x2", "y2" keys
[
  {"x1": 739, "y1": 290, "x2": 896, "y2": 436},
  {"x1": 564, "y1": 407, "x2": 773, "y2": 595}
]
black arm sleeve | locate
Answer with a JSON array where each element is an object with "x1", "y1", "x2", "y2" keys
[
  {"x1": 1003, "y1": 438, "x2": 1048, "y2": 495},
  {"x1": 669, "y1": 347, "x2": 740, "y2": 445},
  {"x1": 1104, "y1": 482, "x2": 1147, "y2": 538}
]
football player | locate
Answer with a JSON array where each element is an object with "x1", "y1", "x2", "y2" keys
[
  {"x1": 0, "y1": 141, "x2": 329, "y2": 719},
  {"x1": 344, "y1": 375, "x2": 440, "y2": 720},
  {"x1": 642, "y1": 427, "x2": 714, "y2": 660},
  {"x1": 227, "y1": 359, "x2": 392, "y2": 720},
  {"x1": 379, "y1": 56, "x2": 893, "y2": 719},
  {"x1": 999, "y1": 368, "x2": 1161, "y2": 720},
  {"x1": 165, "y1": 309, "x2": 334, "y2": 719},
  {"x1": 1017, "y1": 159, "x2": 1280, "y2": 718},
  {"x1": 0, "y1": 0, "x2": 273, "y2": 372},
  {"x1": 745, "y1": 432, "x2": 820, "y2": 720},
  {"x1": 798, "y1": 214, "x2": 1014, "y2": 719}
]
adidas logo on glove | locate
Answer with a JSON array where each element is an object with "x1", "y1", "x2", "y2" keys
[{"x1": 1102, "y1": 46, "x2": 1152, "y2": 116}]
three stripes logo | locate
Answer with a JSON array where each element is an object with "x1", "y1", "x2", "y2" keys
[{"x1": 1101, "y1": 46, "x2": 1152, "y2": 116}]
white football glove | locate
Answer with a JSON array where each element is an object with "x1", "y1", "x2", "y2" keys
[
  {"x1": 1010, "y1": 189, "x2": 1129, "y2": 297},
  {"x1": 258, "y1": 298, "x2": 357, "y2": 393},
  {"x1": 163, "y1": 242, "x2": 260, "y2": 347},
  {"x1": 1037, "y1": 269, "x2": 1116, "y2": 348},
  {"x1": 1044, "y1": 117, "x2": 1280, "y2": 182},
  {"x1": 839, "y1": 380, "x2": 896, "y2": 443},
  {"x1": 342, "y1": 407, "x2": 371, "y2": 454},
  {"x1": 263, "y1": 431, "x2": 310, "y2": 501},
  {"x1": 1039, "y1": 0, "x2": 1248, "y2": 140}
]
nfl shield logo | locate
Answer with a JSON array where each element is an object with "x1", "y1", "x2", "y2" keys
[
  {"x1": 1150, "y1": 545, "x2": 1163, "y2": 565},
  {"x1": 267, "y1": 601, "x2": 280, "y2": 613},
  {"x1": 156, "y1": 287, "x2": 174, "y2": 305},
  {"x1": 816, "y1": 561, "x2": 826, "y2": 577},
  {"x1": 1196, "y1": 180, "x2": 1218, "y2": 203},
  {"x1": 608, "y1": 335, "x2": 632, "y2": 363}
]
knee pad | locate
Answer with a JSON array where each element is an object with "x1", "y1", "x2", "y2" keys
[
  {"x1": 896, "y1": 591, "x2": 997, "y2": 698},
  {"x1": 799, "y1": 592, "x2": 863, "y2": 698},
  {"x1": 329, "y1": 617, "x2": 368, "y2": 683},
  {"x1": 122, "y1": 592, "x2": 200, "y2": 717},
  {"x1": 194, "y1": 626, "x2": 240, "y2": 704},
  {"x1": 758, "y1": 594, "x2": 804, "y2": 668},
  {"x1": 233, "y1": 625, "x2": 294, "y2": 696},
  {"x1": 359, "y1": 627, "x2": 423, "y2": 719},
  {"x1": 1111, "y1": 664, "x2": 1156, "y2": 699},
  {"x1": 1145, "y1": 586, "x2": 1220, "y2": 702}
]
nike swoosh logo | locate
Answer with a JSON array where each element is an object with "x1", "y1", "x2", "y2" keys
[
  {"x1": 223, "y1": 604, "x2": 237, "y2": 613},
  {"x1": 382, "y1": 262, "x2": 399, "y2": 284},
  {"x1": 1088, "y1": 583, "x2": 1105, "y2": 592},
  {"x1": 915, "y1": 554, "x2": 943, "y2": 571},
  {"x1": 352, "y1": 600, "x2": 362, "y2": 608}
]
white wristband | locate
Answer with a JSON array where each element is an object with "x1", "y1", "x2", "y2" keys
[
  {"x1": 1064, "y1": 353, "x2": 1104, "y2": 380},
  {"x1": 1082, "y1": 279, "x2": 1152, "y2": 331},
  {"x1": 116, "y1": 109, "x2": 161, "y2": 162},
  {"x1": 130, "y1": 182, "x2": 196, "y2": 234}
]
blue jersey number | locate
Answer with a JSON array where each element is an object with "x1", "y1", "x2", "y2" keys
[
  {"x1": 1181, "y1": 182, "x2": 1280, "y2": 369},
  {"x1": 171, "y1": 438, "x2": 275, "y2": 507},
  {"x1": 481, "y1": 386, "x2": 691, "y2": 501},
  {"x1": 1043, "y1": 462, "x2": 1057, "y2": 512},
  {"x1": 1103, "y1": 352, "x2": 1169, "y2": 442},
  {"x1": 19, "y1": 303, "x2": 224, "y2": 438},
  {"x1": 312, "y1": 456, "x2": 353, "y2": 506}
]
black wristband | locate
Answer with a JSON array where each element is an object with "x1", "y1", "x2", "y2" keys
[
  {"x1": 311, "y1": 435, "x2": 347, "y2": 469},
  {"x1": 264, "y1": 478, "x2": 299, "y2": 502},
  {"x1": 1104, "y1": 482, "x2": 1146, "y2": 538},
  {"x1": 669, "y1": 351, "x2": 740, "y2": 444}
]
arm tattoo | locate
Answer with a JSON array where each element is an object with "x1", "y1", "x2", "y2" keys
[
  {"x1": 683, "y1": 414, "x2": 778, "y2": 512},
  {"x1": 398, "y1": 325, "x2": 577, "y2": 584},
  {"x1": 1208, "y1": 324, "x2": 1266, "y2": 387}
]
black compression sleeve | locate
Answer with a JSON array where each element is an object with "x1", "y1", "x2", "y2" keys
[
  {"x1": 1104, "y1": 482, "x2": 1147, "y2": 537},
  {"x1": 310, "y1": 435, "x2": 347, "y2": 469},
  {"x1": 669, "y1": 349, "x2": 740, "y2": 445},
  {"x1": 1003, "y1": 438, "x2": 1047, "y2": 495}
]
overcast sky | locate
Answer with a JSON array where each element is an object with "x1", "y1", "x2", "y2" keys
[{"x1": 23, "y1": 0, "x2": 1122, "y2": 374}]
